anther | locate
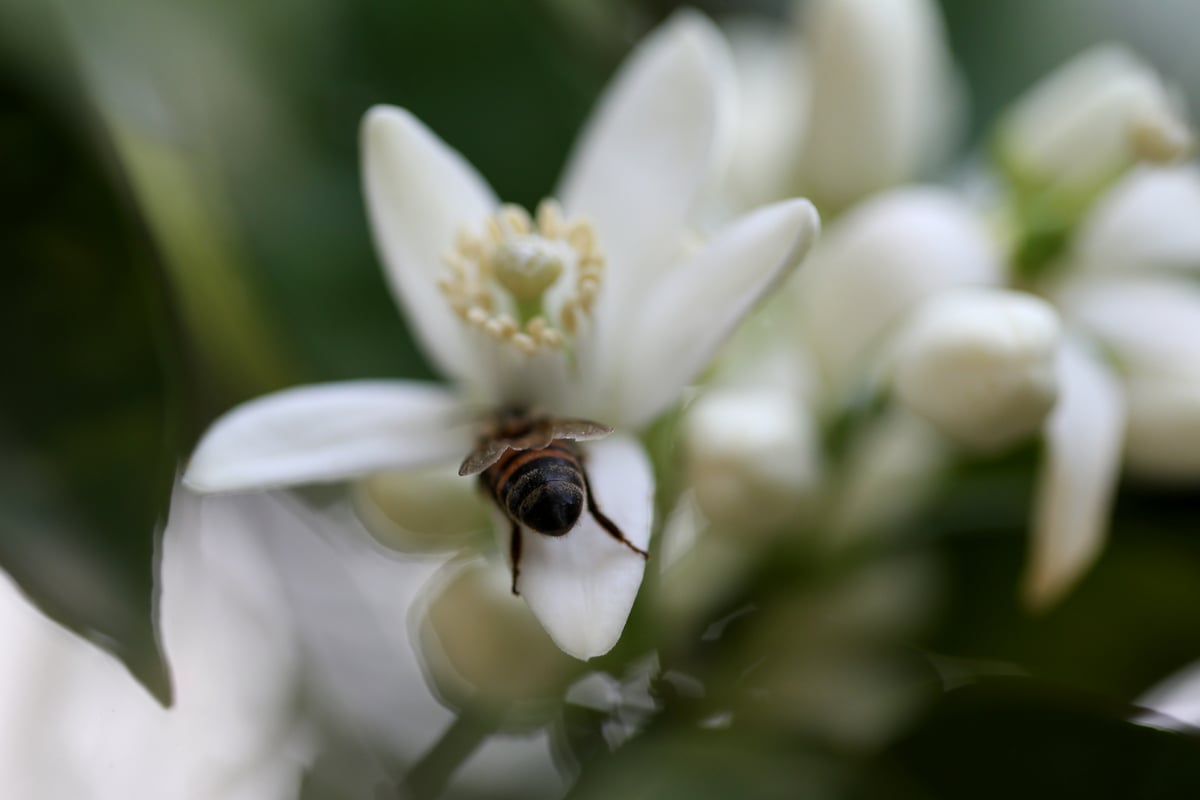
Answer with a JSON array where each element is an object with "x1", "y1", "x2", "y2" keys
[{"x1": 512, "y1": 332, "x2": 538, "y2": 354}]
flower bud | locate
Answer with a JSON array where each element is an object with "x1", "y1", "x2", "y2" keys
[
  {"x1": 997, "y1": 45, "x2": 1193, "y2": 194},
  {"x1": 799, "y1": 0, "x2": 963, "y2": 211},
  {"x1": 355, "y1": 466, "x2": 489, "y2": 552},
  {"x1": 682, "y1": 387, "x2": 821, "y2": 536},
  {"x1": 890, "y1": 288, "x2": 1061, "y2": 451},
  {"x1": 413, "y1": 558, "x2": 577, "y2": 719}
]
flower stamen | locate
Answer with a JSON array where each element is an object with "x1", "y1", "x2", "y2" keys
[{"x1": 440, "y1": 199, "x2": 606, "y2": 355}]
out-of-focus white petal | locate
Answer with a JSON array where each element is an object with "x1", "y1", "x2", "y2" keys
[
  {"x1": 514, "y1": 435, "x2": 654, "y2": 660},
  {"x1": 797, "y1": 187, "x2": 1003, "y2": 395},
  {"x1": 1059, "y1": 276, "x2": 1200, "y2": 373},
  {"x1": 890, "y1": 288, "x2": 1061, "y2": 451},
  {"x1": 608, "y1": 198, "x2": 819, "y2": 428},
  {"x1": 720, "y1": 17, "x2": 809, "y2": 212},
  {"x1": 184, "y1": 381, "x2": 474, "y2": 493},
  {"x1": 1060, "y1": 276, "x2": 1200, "y2": 480},
  {"x1": 362, "y1": 105, "x2": 498, "y2": 386},
  {"x1": 1075, "y1": 165, "x2": 1200, "y2": 274},
  {"x1": 1136, "y1": 659, "x2": 1200, "y2": 732},
  {"x1": 997, "y1": 45, "x2": 1193, "y2": 192},
  {"x1": 683, "y1": 386, "x2": 821, "y2": 535},
  {"x1": 0, "y1": 486, "x2": 313, "y2": 799},
  {"x1": 799, "y1": 0, "x2": 963, "y2": 210},
  {"x1": 558, "y1": 11, "x2": 735, "y2": 314},
  {"x1": 1024, "y1": 341, "x2": 1125, "y2": 611}
]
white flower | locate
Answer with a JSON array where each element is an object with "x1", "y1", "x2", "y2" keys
[
  {"x1": 997, "y1": 45, "x2": 1193, "y2": 194},
  {"x1": 890, "y1": 288, "x2": 1061, "y2": 451},
  {"x1": 795, "y1": 186, "x2": 1004, "y2": 398},
  {"x1": 182, "y1": 12, "x2": 820, "y2": 660}
]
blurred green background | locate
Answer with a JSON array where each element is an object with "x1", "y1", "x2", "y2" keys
[{"x1": 3, "y1": 0, "x2": 1200, "y2": 796}]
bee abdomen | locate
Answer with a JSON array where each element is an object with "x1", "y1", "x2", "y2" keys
[{"x1": 487, "y1": 443, "x2": 585, "y2": 536}]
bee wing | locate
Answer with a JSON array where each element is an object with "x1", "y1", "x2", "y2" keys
[
  {"x1": 458, "y1": 439, "x2": 512, "y2": 476},
  {"x1": 546, "y1": 418, "x2": 614, "y2": 442}
]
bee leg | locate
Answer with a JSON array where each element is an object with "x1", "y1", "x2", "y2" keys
[
  {"x1": 582, "y1": 470, "x2": 649, "y2": 559},
  {"x1": 510, "y1": 520, "x2": 522, "y2": 596}
]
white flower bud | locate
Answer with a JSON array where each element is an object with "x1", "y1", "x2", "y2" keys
[
  {"x1": 998, "y1": 45, "x2": 1193, "y2": 193},
  {"x1": 797, "y1": 187, "x2": 1003, "y2": 394},
  {"x1": 413, "y1": 558, "x2": 576, "y2": 715},
  {"x1": 798, "y1": 0, "x2": 963, "y2": 210},
  {"x1": 1075, "y1": 165, "x2": 1200, "y2": 274},
  {"x1": 354, "y1": 466, "x2": 490, "y2": 552},
  {"x1": 890, "y1": 288, "x2": 1061, "y2": 451},
  {"x1": 683, "y1": 387, "x2": 821, "y2": 536}
]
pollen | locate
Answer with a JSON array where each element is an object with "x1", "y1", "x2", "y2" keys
[{"x1": 440, "y1": 198, "x2": 605, "y2": 355}]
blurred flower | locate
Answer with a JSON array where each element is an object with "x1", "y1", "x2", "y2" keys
[
  {"x1": 889, "y1": 287, "x2": 1060, "y2": 451},
  {"x1": 0, "y1": 486, "x2": 313, "y2": 799},
  {"x1": 996, "y1": 45, "x2": 1193, "y2": 198},
  {"x1": 721, "y1": 0, "x2": 963, "y2": 213},
  {"x1": 183, "y1": 12, "x2": 820, "y2": 660}
]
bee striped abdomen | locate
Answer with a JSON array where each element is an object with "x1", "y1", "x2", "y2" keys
[{"x1": 484, "y1": 441, "x2": 585, "y2": 536}]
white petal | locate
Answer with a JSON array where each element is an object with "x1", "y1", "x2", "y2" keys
[
  {"x1": 797, "y1": 187, "x2": 1003, "y2": 395},
  {"x1": 799, "y1": 0, "x2": 963, "y2": 210},
  {"x1": 1059, "y1": 275, "x2": 1200, "y2": 374},
  {"x1": 610, "y1": 198, "x2": 820, "y2": 428},
  {"x1": 514, "y1": 434, "x2": 654, "y2": 660},
  {"x1": 720, "y1": 17, "x2": 810, "y2": 211},
  {"x1": 1136, "y1": 659, "x2": 1200, "y2": 732},
  {"x1": 184, "y1": 381, "x2": 474, "y2": 493},
  {"x1": 1075, "y1": 164, "x2": 1200, "y2": 274},
  {"x1": 1024, "y1": 341, "x2": 1125, "y2": 611},
  {"x1": 362, "y1": 106, "x2": 498, "y2": 385},
  {"x1": 558, "y1": 11, "x2": 735, "y2": 310}
]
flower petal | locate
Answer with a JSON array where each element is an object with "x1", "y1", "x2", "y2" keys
[
  {"x1": 184, "y1": 381, "x2": 474, "y2": 493},
  {"x1": 1075, "y1": 165, "x2": 1200, "y2": 274},
  {"x1": 799, "y1": 0, "x2": 964, "y2": 211},
  {"x1": 1059, "y1": 275, "x2": 1200, "y2": 373},
  {"x1": 557, "y1": 11, "x2": 735, "y2": 310},
  {"x1": 510, "y1": 434, "x2": 654, "y2": 660},
  {"x1": 1023, "y1": 341, "x2": 1125, "y2": 611},
  {"x1": 362, "y1": 106, "x2": 498, "y2": 385},
  {"x1": 607, "y1": 198, "x2": 820, "y2": 428},
  {"x1": 721, "y1": 17, "x2": 810, "y2": 211}
]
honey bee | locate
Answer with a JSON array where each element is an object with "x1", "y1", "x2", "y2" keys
[{"x1": 459, "y1": 409, "x2": 650, "y2": 595}]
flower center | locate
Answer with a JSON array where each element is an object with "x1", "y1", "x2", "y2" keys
[{"x1": 439, "y1": 200, "x2": 604, "y2": 355}]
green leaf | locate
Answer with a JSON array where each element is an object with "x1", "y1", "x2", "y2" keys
[
  {"x1": 0, "y1": 23, "x2": 179, "y2": 703},
  {"x1": 885, "y1": 678, "x2": 1200, "y2": 799}
]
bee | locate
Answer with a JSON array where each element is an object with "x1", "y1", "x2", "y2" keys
[{"x1": 459, "y1": 409, "x2": 650, "y2": 595}]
